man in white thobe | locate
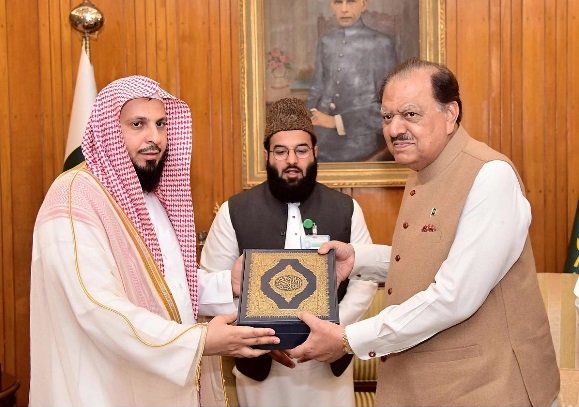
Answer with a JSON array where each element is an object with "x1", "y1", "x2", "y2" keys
[{"x1": 29, "y1": 75, "x2": 279, "y2": 407}]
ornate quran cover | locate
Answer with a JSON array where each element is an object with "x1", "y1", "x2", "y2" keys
[{"x1": 237, "y1": 249, "x2": 339, "y2": 349}]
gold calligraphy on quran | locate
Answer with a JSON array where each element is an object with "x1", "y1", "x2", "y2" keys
[
  {"x1": 269, "y1": 265, "x2": 308, "y2": 303},
  {"x1": 244, "y1": 251, "x2": 330, "y2": 318}
]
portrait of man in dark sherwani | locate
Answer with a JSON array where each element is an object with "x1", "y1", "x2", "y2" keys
[{"x1": 306, "y1": 0, "x2": 398, "y2": 162}]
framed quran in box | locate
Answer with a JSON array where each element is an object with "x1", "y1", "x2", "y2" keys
[{"x1": 237, "y1": 249, "x2": 338, "y2": 349}]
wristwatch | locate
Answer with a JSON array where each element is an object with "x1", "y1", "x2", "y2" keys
[{"x1": 342, "y1": 328, "x2": 354, "y2": 354}]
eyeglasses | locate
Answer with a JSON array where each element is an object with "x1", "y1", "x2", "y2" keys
[{"x1": 269, "y1": 145, "x2": 312, "y2": 160}]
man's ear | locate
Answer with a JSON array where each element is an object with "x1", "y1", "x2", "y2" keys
[
  {"x1": 313, "y1": 145, "x2": 319, "y2": 158},
  {"x1": 263, "y1": 148, "x2": 269, "y2": 163},
  {"x1": 445, "y1": 101, "x2": 459, "y2": 131}
]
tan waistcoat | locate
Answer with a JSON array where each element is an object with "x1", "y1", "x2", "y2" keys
[{"x1": 375, "y1": 128, "x2": 559, "y2": 406}]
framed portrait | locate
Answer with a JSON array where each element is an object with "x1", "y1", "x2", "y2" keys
[{"x1": 241, "y1": 0, "x2": 446, "y2": 188}]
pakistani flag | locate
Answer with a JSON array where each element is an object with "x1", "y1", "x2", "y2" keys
[
  {"x1": 63, "y1": 47, "x2": 97, "y2": 171},
  {"x1": 564, "y1": 199, "x2": 579, "y2": 273}
]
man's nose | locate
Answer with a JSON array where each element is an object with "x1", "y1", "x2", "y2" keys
[
  {"x1": 384, "y1": 115, "x2": 406, "y2": 139},
  {"x1": 286, "y1": 149, "x2": 299, "y2": 164},
  {"x1": 147, "y1": 126, "x2": 162, "y2": 144}
]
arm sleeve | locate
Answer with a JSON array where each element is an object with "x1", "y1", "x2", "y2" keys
[
  {"x1": 349, "y1": 200, "x2": 391, "y2": 283},
  {"x1": 350, "y1": 243, "x2": 391, "y2": 283},
  {"x1": 338, "y1": 200, "x2": 378, "y2": 325},
  {"x1": 347, "y1": 161, "x2": 532, "y2": 359},
  {"x1": 197, "y1": 201, "x2": 238, "y2": 316}
]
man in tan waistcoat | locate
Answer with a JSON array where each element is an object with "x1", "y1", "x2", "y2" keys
[{"x1": 290, "y1": 58, "x2": 560, "y2": 406}]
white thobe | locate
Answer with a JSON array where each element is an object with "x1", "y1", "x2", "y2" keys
[
  {"x1": 30, "y1": 179, "x2": 204, "y2": 407},
  {"x1": 199, "y1": 198, "x2": 386, "y2": 407},
  {"x1": 146, "y1": 192, "x2": 245, "y2": 322},
  {"x1": 145, "y1": 192, "x2": 196, "y2": 324}
]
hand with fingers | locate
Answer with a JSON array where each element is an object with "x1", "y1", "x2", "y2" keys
[
  {"x1": 203, "y1": 313, "x2": 280, "y2": 358},
  {"x1": 318, "y1": 241, "x2": 355, "y2": 285},
  {"x1": 288, "y1": 311, "x2": 345, "y2": 364},
  {"x1": 309, "y1": 109, "x2": 336, "y2": 129}
]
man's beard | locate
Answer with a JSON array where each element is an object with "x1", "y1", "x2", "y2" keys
[
  {"x1": 133, "y1": 149, "x2": 168, "y2": 192},
  {"x1": 266, "y1": 159, "x2": 318, "y2": 203}
]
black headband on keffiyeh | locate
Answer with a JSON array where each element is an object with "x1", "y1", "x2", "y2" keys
[{"x1": 81, "y1": 75, "x2": 198, "y2": 317}]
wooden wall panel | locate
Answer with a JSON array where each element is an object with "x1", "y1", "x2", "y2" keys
[
  {"x1": 446, "y1": 0, "x2": 577, "y2": 274},
  {"x1": 351, "y1": 187, "x2": 403, "y2": 245},
  {"x1": 4, "y1": 0, "x2": 43, "y2": 399},
  {"x1": 569, "y1": 1, "x2": 579, "y2": 225},
  {"x1": 0, "y1": 0, "x2": 10, "y2": 374},
  {"x1": 522, "y1": 0, "x2": 548, "y2": 274},
  {"x1": 554, "y1": 0, "x2": 569, "y2": 276},
  {"x1": 1, "y1": 0, "x2": 578, "y2": 404}
]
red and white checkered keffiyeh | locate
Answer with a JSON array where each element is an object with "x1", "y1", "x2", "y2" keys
[{"x1": 82, "y1": 75, "x2": 198, "y2": 317}]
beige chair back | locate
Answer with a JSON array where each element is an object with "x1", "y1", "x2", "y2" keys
[{"x1": 537, "y1": 273, "x2": 579, "y2": 369}]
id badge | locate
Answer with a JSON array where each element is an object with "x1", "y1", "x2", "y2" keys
[{"x1": 300, "y1": 234, "x2": 330, "y2": 249}]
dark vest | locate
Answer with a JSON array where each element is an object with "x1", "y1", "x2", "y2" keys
[{"x1": 229, "y1": 182, "x2": 354, "y2": 381}]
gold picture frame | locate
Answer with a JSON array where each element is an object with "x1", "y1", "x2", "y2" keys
[{"x1": 241, "y1": 0, "x2": 446, "y2": 188}]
